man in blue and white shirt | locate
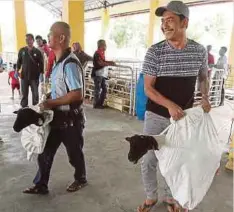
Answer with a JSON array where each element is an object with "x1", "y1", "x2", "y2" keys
[{"x1": 23, "y1": 22, "x2": 87, "y2": 195}]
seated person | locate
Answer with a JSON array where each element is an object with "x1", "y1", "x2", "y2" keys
[{"x1": 91, "y1": 40, "x2": 115, "y2": 109}]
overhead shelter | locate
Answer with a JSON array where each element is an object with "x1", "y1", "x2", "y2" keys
[{"x1": 7, "y1": 0, "x2": 234, "y2": 72}]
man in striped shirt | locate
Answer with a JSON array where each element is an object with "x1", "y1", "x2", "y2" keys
[{"x1": 138, "y1": 1, "x2": 211, "y2": 212}]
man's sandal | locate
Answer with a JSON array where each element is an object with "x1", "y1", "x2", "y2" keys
[
  {"x1": 137, "y1": 201, "x2": 157, "y2": 212},
  {"x1": 66, "y1": 181, "x2": 88, "y2": 192},
  {"x1": 23, "y1": 185, "x2": 49, "y2": 195},
  {"x1": 163, "y1": 201, "x2": 189, "y2": 212}
]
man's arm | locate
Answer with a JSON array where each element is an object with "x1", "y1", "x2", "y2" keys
[
  {"x1": 198, "y1": 48, "x2": 211, "y2": 112},
  {"x1": 83, "y1": 51, "x2": 93, "y2": 61},
  {"x1": 16, "y1": 49, "x2": 22, "y2": 72},
  {"x1": 143, "y1": 47, "x2": 184, "y2": 120},
  {"x1": 96, "y1": 54, "x2": 114, "y2": 67},
  {"x1": 44, "y1": 90, "x2": 82, "y2": 109},
  {"x1": 41, "y1": 62, "x2": 83, "y2": 109}
]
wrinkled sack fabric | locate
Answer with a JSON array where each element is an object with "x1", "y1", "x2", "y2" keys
[
  {"x1": 154, "y1": 107, "x2": 226, "y2": 210},
  {"x1": 21, "y1": 106, "x2": 54, "y2": 161}
]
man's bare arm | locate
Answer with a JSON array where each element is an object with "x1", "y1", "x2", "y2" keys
[
  {"x1": 42, "y1": 90, "x2": 82, "y2": 109},
  {"x1": 198, "y1": 69, "x2": 211, "y2": 112},
  {"x1": 198, "y1": 70, "x2": 209, "y2": 97}
]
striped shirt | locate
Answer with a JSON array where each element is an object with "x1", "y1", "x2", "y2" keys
[{"x1": 143, "y1": 39, "x2": 208, "y2": 118}]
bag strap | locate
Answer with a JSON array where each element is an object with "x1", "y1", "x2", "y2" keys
[
  {"x1": 62, "y1": 56, "x2": 85, "y2": 109},
  {"x1": 159, "y1": 125, "x2": 171, "y2": 135},
  {"x1": 26, "y1": 48, "x2": 38, "y2": 66}
]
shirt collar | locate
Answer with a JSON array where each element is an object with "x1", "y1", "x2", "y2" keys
[{"x1": 56, "y1": 48, "x2": 71, "y2": 64}]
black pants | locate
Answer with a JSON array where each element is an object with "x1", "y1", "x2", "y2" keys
[
  {"x1": 33, "y1": 121, "x2": 86, "y2": 188},
  {"x1": 93, "y1": 76, "x2": 107, "y2": 107},
  {"x1": 21, "y1": 78, "x2": 39, "y2": 108}
]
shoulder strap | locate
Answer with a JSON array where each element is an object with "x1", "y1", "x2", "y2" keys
[
  {"x1": 26, "y1": 48, "x2": 37, "y2": 65},
  {"x1": 62, "y1": 56, "x2": 85, "y2": 109}
]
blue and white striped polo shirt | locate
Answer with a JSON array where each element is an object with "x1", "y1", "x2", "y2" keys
[
  {"x1": 51, "y1": 52, "x2": 83, "y2": 111},
  {"x1": 143, "y1": 39, "x2": 208, "y2": 118}
]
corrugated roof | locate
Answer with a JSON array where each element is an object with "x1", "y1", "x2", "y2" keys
[{"x1": 33, "y1": 0, "x2": 135, "y2": 17}]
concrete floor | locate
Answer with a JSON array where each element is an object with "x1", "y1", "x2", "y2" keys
[{"x1": 0, "y1": 72, "x2": 233, "y2": 212}]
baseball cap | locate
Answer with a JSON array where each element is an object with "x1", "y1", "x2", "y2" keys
[{"x1": 155, "y1": 1, "x2": 189, "y2": 19}]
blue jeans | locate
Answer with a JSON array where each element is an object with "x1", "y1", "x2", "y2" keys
[{"x1": 93, "y1": 76, "x2": 107, "y2": 107}]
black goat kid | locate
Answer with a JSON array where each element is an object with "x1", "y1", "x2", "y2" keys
[
  {"x1": 13, "y1": 108, "x2": 44, "y2": 133},
  {"x1": 125, "y1": 135, "x2": 159, "y2": 164}
]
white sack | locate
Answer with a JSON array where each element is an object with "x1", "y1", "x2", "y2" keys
[
  {"x1": 21, "y1": 106, "x2": 53, "y2": 161},
  {"x1": 154, "y1": 107, "x2": 226, "y2": 210}
]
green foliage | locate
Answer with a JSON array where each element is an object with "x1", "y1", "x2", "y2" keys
[{"x1": 109, "y1": 18, "x2": 147, "y2": 49}]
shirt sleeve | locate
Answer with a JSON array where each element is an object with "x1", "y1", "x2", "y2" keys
[
  {"x1": 142, "y1": 46, "x2": 158, "y2": 77},
  {"x1": 199, "y1": 47, "x2": 208, "y2": 77},
  {"x1": 64, "y1": 62, "x2": 83, "y2": 91}
]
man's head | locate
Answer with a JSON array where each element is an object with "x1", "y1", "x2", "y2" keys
[
  {"x1": 36, "y1": 35, "x2": 43, "y2": 47},
  {"x1": 48, "y1": 21, "x2": 71, "y2": 50},
  {"x1": 72, "y1": 42, "x2": 82, "y2": 52},
  {"x1": 26, "y1": 34, "x2": 34, "y2": 48},
  {"x1": 43, "y1": 39, "x2": 47, "y2": 45},
  {"x1": 219, "y1": 46, "x2": 227, "y2": 56},
  {"x1": 207, "y1": 45, "x2": 212, "y2": 53},
  {"x1": 155, "y1": 1, "x2": 189, "y2": 41},
  {"x1": 97, "y1": 39, "x2": 106, "y2": 51}
]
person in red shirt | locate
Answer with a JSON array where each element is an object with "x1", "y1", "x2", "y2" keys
[
  {"x1": 36, "y1": 35, "x2": 50, "y2": 57},
  {"x1": 45, "y1": 49, "x2": 56, "y2": 80},
  {"x1": 207, "y1": 45, "x2": 215, "y2": 67},
  {"x1": 8, "y1": 64, "x2": 20, "y2": 99},
  {"x1": 92, "y1": 40, "x2": 116, "y2": 109}
]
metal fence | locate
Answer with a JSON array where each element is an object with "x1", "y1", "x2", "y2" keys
[
  {"x1": 84, "y1": 61, "x2": 234, "y2": 116},
  {"x1": 84, "y1": 62, "x2": 136, "y2": 115}
]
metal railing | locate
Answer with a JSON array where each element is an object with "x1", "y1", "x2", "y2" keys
[
  {"x1": 84, "y1": 62, "x2": 136, "y2": 115},
  {"x1": 83, "y1": 61, "x2": 233, "y2": 116}
]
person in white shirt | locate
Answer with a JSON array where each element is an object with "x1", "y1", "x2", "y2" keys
[{"x1": 216, "y1": 46, "x2": 229, "y2": 106}]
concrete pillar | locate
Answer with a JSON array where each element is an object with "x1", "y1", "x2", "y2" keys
[
  {"x1": 101, "y1": 8, "x2": 110, "y2": 39},
  {"x1": 227, "y1": 4, "x2": 234, "y2": 88},
  {"x1": 62, "y1": 0, "x2": 85, "y2": 49},
  {"x1": 147, "y1": 0, "x2": 160, "y2": 47},
  {"x1": 13, "y1": 0, "x2": 27, "y2": 51}
]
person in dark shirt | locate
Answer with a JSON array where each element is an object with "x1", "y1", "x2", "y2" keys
[
  {"x1": 92, "y1": 40, "x2": 115, "y2": 109},
  {"x1": 17, "y1": 33, "x2": 44, "y2": 108},
  {"x1": 72, "y1": 42, "x2": 93, "y2": 67}
]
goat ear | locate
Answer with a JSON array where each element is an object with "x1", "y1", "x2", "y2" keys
[
  {"x1": 125, "y1": 137, "x2": 131, "y2": 142},
  {"x1": 13, "y1": 110, "x2": 19, "y2": 114}
]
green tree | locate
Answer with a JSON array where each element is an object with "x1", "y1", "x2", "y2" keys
[{"x1": 109, "y1": 18, "x2": 147, "y2": 48}]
